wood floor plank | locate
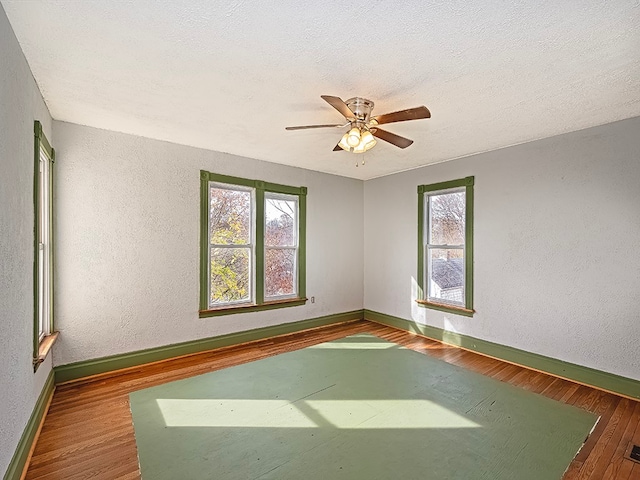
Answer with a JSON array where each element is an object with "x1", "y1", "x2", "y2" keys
[
  {"x1": 599, "y1": 401, "x2": 640, "y2": 480},
  {"x1": 23, "y1": 320, "x2": 640, "y2": 480},
  {"x1": 572, "y1": 393, "x2": 621, "y2": 464},
  {"x1": 587, "y1": 399, "x2": 638, "y2": 479},
  {"x1": 574, "y1": 398, "x2": 635, "y2": 480}
]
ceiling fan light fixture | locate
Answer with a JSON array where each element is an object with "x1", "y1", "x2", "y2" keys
[
  {"x1": 339, "y1": 127, "x2": 377, "y2": 153},
  {"x1": 286, "y1": 95, "x2": 430, "y2": 157},
  {"x1": 350, "y1": 129, "x2": 376, "y2": 154}
]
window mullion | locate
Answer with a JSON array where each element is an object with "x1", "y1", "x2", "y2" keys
[
  {"x1": 417, "y1": 190, "x2": 425, "y2": 299},
  {"x1": 465, "y1": 180, "x2": 474, "y2": 310},
  {"x1": 255, "y1": 185, "x2": 265, "y2": 305},
  {"x1": 297, "y1": 189, "x2": 306, "y2": 299}
]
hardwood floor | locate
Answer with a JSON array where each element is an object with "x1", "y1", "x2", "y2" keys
[{"x1": 25, "y1": 320, "x2": 640, "y2": 479}]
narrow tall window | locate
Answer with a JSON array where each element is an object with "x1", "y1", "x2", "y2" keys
[
  {"x1": 200, "y1": 171, "x2": 306, "y2": 316},
  {"x1": 33, "y1": 121, "x2": 56, "y2": 369},
  {"x1": 417, "y1": 177, "x2": 474, "y2": 316},
  {"x1": 37, "y1": 146, "x2": 52, "y2": 341}
]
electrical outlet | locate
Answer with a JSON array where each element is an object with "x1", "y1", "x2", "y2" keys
[{"x1": 310, "y1": 296, "x2": 315, "y2": 303}]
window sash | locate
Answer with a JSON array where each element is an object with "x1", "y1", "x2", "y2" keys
[
  {"x1": 264, "y1": 192, "x2": 299, "y2": 300},
  {"x1": 264, "y1": 246, "x2": 298, "y2": 300},
  {"x1": 207, "y1": 182, "x2": 255, "y2": 308},
  {"x1": 425, "y1": 246, "x2": 465, "y2": 307},
  {"x1": 264, "y1": 192, "x2": 299, "y2": 248},
  {"x1": 208, "y1": 246, "x2": 253, "y2": 307},
  {"x1": 208, "y1": 182, "x2": 254, "y2": 247},
  {"x1": 425, "y1": 188, "x2": 466, "y2": 306},
  {"x1": 426, "y1": 187, "x2": 465, "y2": 245},
  {"x1": 38, "y1": 148, "x2": 52, "y2": 341}
]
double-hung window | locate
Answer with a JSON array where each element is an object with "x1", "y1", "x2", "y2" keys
[
  {"x1": 199, "y1": 171, "x2": 306, "y2": 316},
  {"x1": 33, "y1": 121, "x2": 57, "y2": 369},
  {"x1": 417, "y1": 176, "x2": 474, "y2": 316}
]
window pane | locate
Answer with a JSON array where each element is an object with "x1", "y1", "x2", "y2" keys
[
  {"x1": 209, "y1": 186, "x2": 251, "y2": 245},
  {"x1": 265, "y1": 197, "x2": 297, "y2": 247},
  {"x1": 210, "y1": 247, "x2": 251, "y2": 305},
  {"x1": 428, "y1": 248, "x2": 464, "y2": 305},
  {"x1": 265, "y1": 248, "x2": 296, "y2": 297},
  {"x1": 38, "y1": 150, "x2": 50, "y2": 339},
  {"x1": 430, "y1": 191, "x2": 465, "y2": 245}
]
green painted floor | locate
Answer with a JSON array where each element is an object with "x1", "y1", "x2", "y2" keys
[{"x1": 129, "y1": 334, "x2": 597, "y2": 479}]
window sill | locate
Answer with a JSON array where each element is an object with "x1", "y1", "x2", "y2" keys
[
  {"x1": 33, "y1": 332, "x2": 59, "y2": 371},
  {"x1": 199, "y1": 297, "x2": 308, "y2": 318},
  {"x1": 415, "y1": 299, "x2": 475, "y2": 317}
]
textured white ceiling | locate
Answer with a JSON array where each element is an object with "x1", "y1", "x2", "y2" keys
[{"x1": 3, "y1": 1, "x2": 640, "y2": 180}]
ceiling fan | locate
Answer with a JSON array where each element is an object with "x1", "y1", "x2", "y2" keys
[{"x1": 285, "y1": 95, "x2": 430, "y2": 153}]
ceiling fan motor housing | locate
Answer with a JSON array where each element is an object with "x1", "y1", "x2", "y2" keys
[{"x1": 345, "y1": 97, "x2": 375, "y2": 122}]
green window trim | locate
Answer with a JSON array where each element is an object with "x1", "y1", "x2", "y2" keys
[
  {"x1": 199, "y1": 170, "x2": 307, "y2": 317},
  {"x1": 33, "y1": 121, "x2": 57, "y2": 371},
  {"x1": 417, "y1": 176, "x2": 474, "y2": 316}
]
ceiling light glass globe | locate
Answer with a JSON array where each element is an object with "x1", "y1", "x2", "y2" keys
[
  {"x1": 361, "y1": 130, "x2": 375, "y2": 146},
  {"x1": 347, "y1": 127, "x2": 361, "y2": 147},
  {"x1": 338, "y1": 133, "x2": 352, "y2": 151}
]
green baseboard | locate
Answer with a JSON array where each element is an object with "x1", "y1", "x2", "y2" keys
[
  {"x1": 51, "y1": 305, "x2": 638, "y2": 398},
  {"x1": 54, "y1": 310, "x2": 365, "y2": 384},
  {"x1": 364, "y1": 309, "x2": 640, "y2": 400},
  {"x1": 3, "y1": 369, "x2": 55, "y2": 480}
]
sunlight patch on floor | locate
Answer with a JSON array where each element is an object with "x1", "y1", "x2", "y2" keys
[
  {"x1": 306, "y1": 399, "x2": 481, "y2": 429},
  {"x1": 307, "y1": 342, "x2": 397, "y2": 349},
  {"x1": 156, "y1": 398, "x2": 481, "y2": 429},
  {"x1": 157, "y1": 399, "x2": 317, "y2": 428}
]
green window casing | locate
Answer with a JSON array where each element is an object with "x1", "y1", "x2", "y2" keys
[
  {"x1": 199, "y1": 170, "x2": 307, "y2": 317},
  {"x1": 33, "y1": 121, "x2": 55, "y2": 369},
  {"x1": 417, "y1": 176, "x2": 474, "y2": 317}
]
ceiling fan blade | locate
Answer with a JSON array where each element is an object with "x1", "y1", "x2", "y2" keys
[
  {"x1": 371, "y1": 128, "x2": 414, "y2": 149},
  {"x1": 285, "y1": 124, "x2": 345, "y2": 130},
  {"x1": 372, "y1": 106, "x2": 431, "y2": 125},
  {"x1": 333, "y1": 143, "x2": 343, "y2": 151},
  {"x1": 321, "y1": 95, "x2": 356, "y2": 120}
]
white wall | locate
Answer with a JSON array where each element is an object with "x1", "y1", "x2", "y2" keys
[
  {"x1": 364, "y1": 116, "x2": 640, "y2": 381},
  {"x1": 0, "y1": 5, "x2": 54, "y2": 477},
  {"x1": 52, "y1": 122, "x2": 364, "y2": 366}
]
